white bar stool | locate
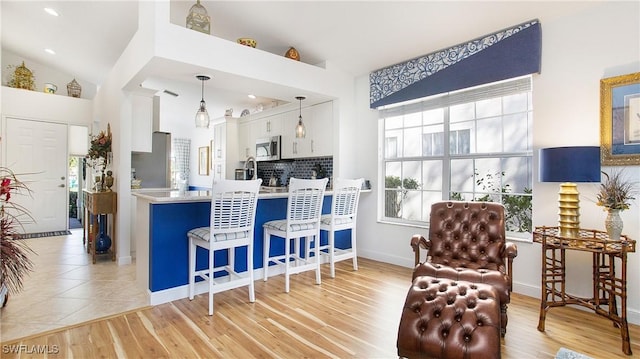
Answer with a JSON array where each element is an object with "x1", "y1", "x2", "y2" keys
[
  {"x1": 187, "y1": 179, "x2": 262, "y2": 315},
  {"x1": 319, "y1": 178, "x2": 363, "y2": 277},
  {"x1": 263, "y1": 177, "x2": 328, "y2": 293}
]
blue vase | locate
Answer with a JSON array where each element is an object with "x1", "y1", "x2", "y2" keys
[{"x1": 95, "y1": 214, "x2": 112, "y2": 253}]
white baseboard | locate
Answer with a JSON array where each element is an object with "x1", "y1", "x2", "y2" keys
[
  {"x1": 148, "y1": 262, "x2": 298, "y2": 305},
  {"x1": 358, "y1": 249, "x2": 414, "y2": 268},
  {"x1": 117, "y1": 255, "x2": 132, "y2": 265},
  {"x1": 512, "y1": 280, "x2": 640, "y2": 326}
]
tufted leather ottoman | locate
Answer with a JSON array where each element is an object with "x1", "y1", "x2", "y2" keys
[{"x1": 397, "y1": 276, "x2": 501, "y2": 359}]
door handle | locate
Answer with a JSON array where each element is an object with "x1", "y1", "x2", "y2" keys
[
  {"x1": 61, "y1": 176, "x2": 66, "y2": 180},
  {"x1": 59, "y1": 184, "x2": 65, "y2": 188}
]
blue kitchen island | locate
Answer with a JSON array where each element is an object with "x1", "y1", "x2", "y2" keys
[{"x1": 132, "y1": 188, "x2": 352, "y2": 305}]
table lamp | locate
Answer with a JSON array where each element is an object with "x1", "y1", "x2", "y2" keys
[{"x1": 539, "y1": 146, "x2": 601, "y2": 238}]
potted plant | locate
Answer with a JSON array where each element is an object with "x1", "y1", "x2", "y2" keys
[
  {"x1": 596, "y1": 170, "x2": 637, "y2": 240},
  {"x1": 86, "y1": 124, "x2": 112, "y2": 191},
  {"x1": 0, "y1": 167, "x2": 34, "y2": 307}
]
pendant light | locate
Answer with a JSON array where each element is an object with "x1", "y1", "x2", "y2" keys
[
  {"x1": 295, "y1": 96, "x2": 306, "y2": 138},
  {"x1": 195, "y1": 75, "x2": 210, "y2": 128}
]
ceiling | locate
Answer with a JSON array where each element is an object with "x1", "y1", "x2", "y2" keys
[{"x1": 1, "y1": 1, "x2": 603, "y2": 113}]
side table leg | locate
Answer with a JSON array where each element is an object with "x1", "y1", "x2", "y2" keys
[
  {"x1": 620, "y1": 320, "x2": 632, "y2": 355},
  {"x1": 111, "y1": 213, "x2": 116, "y2": 261},
  {"x1": 537, "y1": 244, "x2": 550, "y2": 332}
]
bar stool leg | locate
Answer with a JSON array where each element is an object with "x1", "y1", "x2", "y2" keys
[
  {"x1": 189, "y1": 238, "x2": 195, "y2": 300},
  {"x1": 263, "y1": 230, "x2": 270, "y2": 281}
]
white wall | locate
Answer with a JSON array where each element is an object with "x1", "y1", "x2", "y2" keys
[{"x1": 352, "y1": 1, "x2": 640, "y2": 324}]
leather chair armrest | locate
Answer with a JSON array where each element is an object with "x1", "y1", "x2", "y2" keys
[
  {"x1": 505, "y1": 242, "x2": 518, "y2": 259},
  {"x1": 504, "y1": 241, "x2": 518, "y2": 292},
  {"x1": 411, "y1": 234, "x2": 431, "y2": 266}
]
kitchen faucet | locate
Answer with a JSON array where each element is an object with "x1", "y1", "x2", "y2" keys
[{"x1": 244, "y1": 156, "x2": 257, "y2": 180}]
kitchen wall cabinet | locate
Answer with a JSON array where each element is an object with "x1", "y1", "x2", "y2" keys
[
  {"x1": 282, "y1": 101, "x2": 333, "y2": 159},
  {"x1": 212, "y1": 117, "x2": 240, "y2": 180},
  {"x1": 238, "y1": 114, "x2": 283, "y2": 160},
  {"x1": 238, "y1": 121, "x2": 254, "y2": 159},
  {"x1": 307, "y1": 101, "x2": 333, "y2": 157},
  {"x1": 237, "y1": 101, "x2": 333, "y2": 160},
  {"x1": 131, "y1": 94, "x2": 153, "y2": 152}
]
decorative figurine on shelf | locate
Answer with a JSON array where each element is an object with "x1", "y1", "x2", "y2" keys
[
  {"x1": 186, "y1": 0, "x2": 211, "y2": 34},
  {"x1": 284, "y1": 47, "x2": 300, "y2": 61},
  {"x1": 44, "y1": 83, "x2": 57, "y2": 94},
  {"x1": 7, "y1": 61, "x2": 36, "y2": 90},
  {"x1": 105, "y1": 170, "x2": 114, "y2": 191},
  {"x1": 86, "y1": 124, "x2": 113, "y2": 192},
  {"x1": 67, "y1": 78, "x2": 81, "y2": 98}
]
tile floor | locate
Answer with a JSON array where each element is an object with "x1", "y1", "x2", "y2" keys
[{"x1": 0, "y1": 230, "x2": 148, "y2": 342}]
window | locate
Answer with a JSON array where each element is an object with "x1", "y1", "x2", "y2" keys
[{"x1": 380, "y1": 76, "x2": 533, "y2": 236}]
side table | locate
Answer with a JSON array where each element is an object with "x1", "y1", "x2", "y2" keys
[
  {"x1": 533, "y1": 226, "x2": 636, "y2": 355},
  {"x1": 83, "y1": 189, "x2": 117, "y2": 264}
]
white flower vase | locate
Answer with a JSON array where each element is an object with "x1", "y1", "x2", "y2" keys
[{"x1": 605, "y1": 209, "x2": 624, "y2": 241}]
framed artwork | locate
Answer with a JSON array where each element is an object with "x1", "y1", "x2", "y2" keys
[
  {"x1": 600, "y1": 72, "x2": 640, "y2": 166},
  {"x1": 210, "y1": 140, "x2": 215, "y2": 170},
  {"x1": 198, "y1": 146, "x2": 209, "y2": 175}
]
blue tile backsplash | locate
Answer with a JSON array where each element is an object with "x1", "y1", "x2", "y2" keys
[{"x1": 257, "y1": 156, "x2": 333, "y2": 187}]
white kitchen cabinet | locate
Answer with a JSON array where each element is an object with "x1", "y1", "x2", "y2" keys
[
  {"x1": 254, "y1": 114, "x2": 282, "y2": 138},
  {"x1": 281, "y1": 108, "x2": 305, "y2": 158},
  {"x1": 307, "y1": 101, "x2": 333, "y2": 157},
  {"x1": 238, "y1": 113, "x2": 284, "y2": 160},
  {"x1": 238, "y1": 121, "x2": 254, "y2": 159},
  {"x1": 212, "y1": 117, "x2": 240, "y2": 179},
  {"x1": 281, "y1": 101, "x2": 333, "y2": 159},
  {"x1": 131, "y1": 94, "x2": 153, "y2": 152}
]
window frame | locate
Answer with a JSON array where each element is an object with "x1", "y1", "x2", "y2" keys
[{"x1": 377, "y1": 76, "x2": 533, "y2": 239}]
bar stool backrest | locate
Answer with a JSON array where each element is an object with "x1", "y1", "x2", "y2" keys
[
  {"x1": 330, "y1": 178, "x2": 363, "y2": 223},
  {"x1": 286, "y1": 177, "x2": 329, "y2": 230},
  {"x1": 209, "y1": 179, "x2": 262, "y2": 238}
]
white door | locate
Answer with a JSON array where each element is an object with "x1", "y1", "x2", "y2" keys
[{"x1": 4, "y1": 118, "x2": 68, "y2": 233}]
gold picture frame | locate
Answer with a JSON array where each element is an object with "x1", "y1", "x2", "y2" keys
[
  {"x1": 214, "y1": 140, "x2": 216, "y2": 170},
  {"x1": 198, "y1": 146, "x2": 210, "y2": 175},
  {"x1": 600, "y1": 72, "x2": 640, "y2": 166}
]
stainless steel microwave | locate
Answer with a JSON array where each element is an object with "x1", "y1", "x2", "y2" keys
[{"x1": 256, "y1": 136, "x2": 281, "y2": 161}]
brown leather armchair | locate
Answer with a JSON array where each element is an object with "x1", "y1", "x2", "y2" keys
[{"x1": 411, "y1": 201, "x2": 518, "y2": 336}]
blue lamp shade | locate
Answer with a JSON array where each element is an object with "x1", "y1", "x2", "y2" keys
[{"x1": 539, "y1": 146, "x2": 601, "y2": 183}]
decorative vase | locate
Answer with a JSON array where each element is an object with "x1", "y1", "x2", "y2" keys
[
  {"x1": 284, "y1": 47, "x2": 300, "y2": 61},
  {"x1": 94, "y1": 175, "x2": 102, "y2": 191},
  {"x1": 95, "y1": 214, "x2": 112, "y2": 253},
  {"x1": 605, "y1": 209, "x2": 623, "y2": 241}
]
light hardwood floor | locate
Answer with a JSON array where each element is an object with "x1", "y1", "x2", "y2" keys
[
  {"x1": 0, "y1": 230, "x2": 148, "y2": 342},
  {"x1": 1, "y1": 232, "x2": 639, "y2": 358}
]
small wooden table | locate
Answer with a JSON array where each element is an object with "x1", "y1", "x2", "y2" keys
[
  {"x1": 83, "y1": 189, "x2": 117, "y2": 264},
  {"x1": 533, "y1": 226, "x2": 636, "y2": 355}
]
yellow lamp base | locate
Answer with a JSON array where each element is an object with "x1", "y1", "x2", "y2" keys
[{"x1": 557, "y1": 182, "x2": 580, "y2": 238}]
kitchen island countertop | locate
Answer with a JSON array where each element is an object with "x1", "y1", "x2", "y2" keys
[{"x1": 132, "y1": 187, "x2": 365, "y2": 203}]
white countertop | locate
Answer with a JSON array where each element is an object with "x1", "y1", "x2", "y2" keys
[
  {"x1": 132, "y1": 187, "x2": 371, "y2": 203},
  {"x1": 132, "y1": 188, "x2": 292, "y2": 203}
]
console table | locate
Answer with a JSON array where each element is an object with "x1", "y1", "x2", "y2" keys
[
  {"x1": 533, "y1": 226, "x2": 636, "y2": 355},
  {"x1": 83, "y1": 189, "x2": 117, "y2": 264}
]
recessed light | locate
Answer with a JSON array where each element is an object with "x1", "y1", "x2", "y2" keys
[
  {"x1": 45, "y1": 48, "x2": 56, "y2": 55},
  {"x1": 248, "y1": 94, "x2": 256, "y2": 99},
  {"x1": 44, "y1": 8, "x2": 60, "y2": 17}
]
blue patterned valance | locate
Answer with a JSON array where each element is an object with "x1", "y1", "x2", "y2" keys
[{"x1": 370, "y1": 19, "x2": 542, "y2": 108}]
